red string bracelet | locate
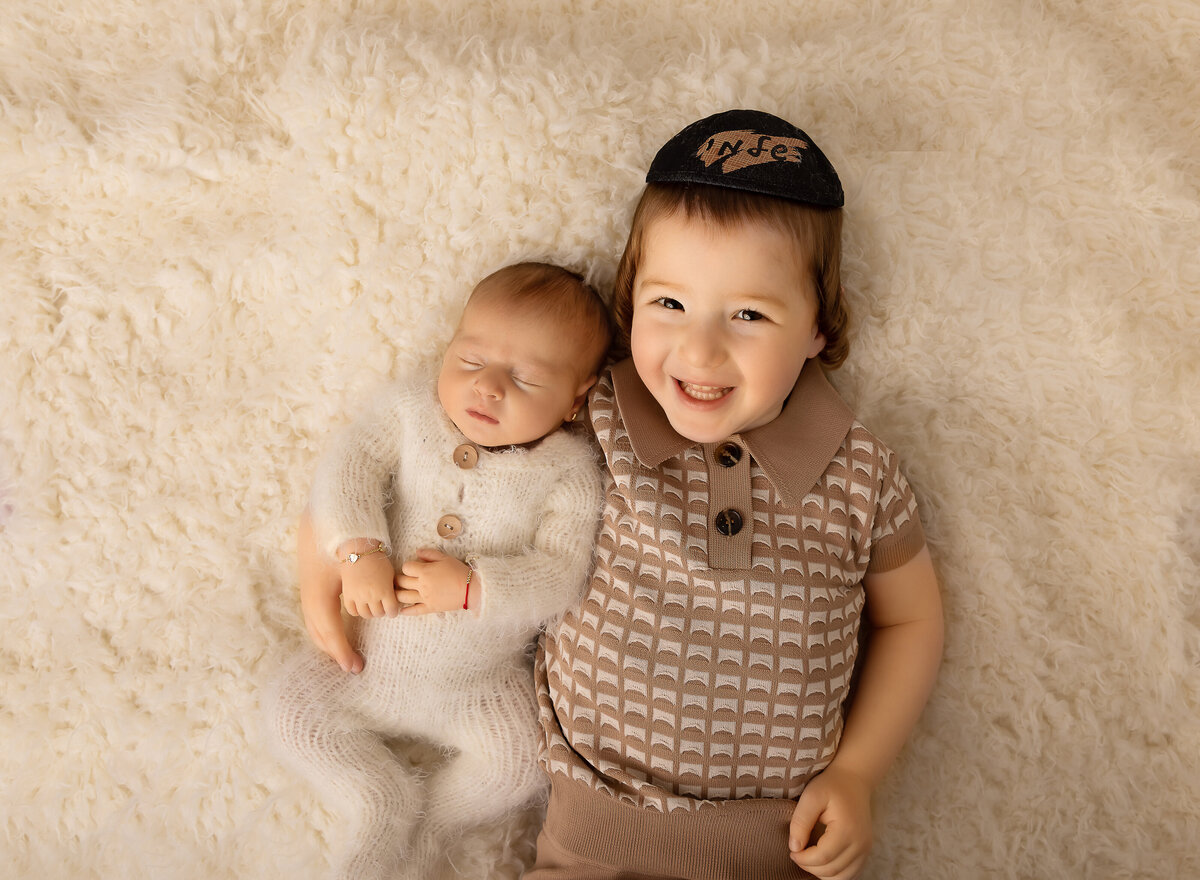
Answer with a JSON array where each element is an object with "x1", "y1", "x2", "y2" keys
[{"x1": 463, "y1": 566, "x2": 473, "y2": 611}]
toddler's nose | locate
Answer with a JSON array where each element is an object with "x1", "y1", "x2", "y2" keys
[{"x1": 679, "y1": 322, "x2": 727, "y2": 369}]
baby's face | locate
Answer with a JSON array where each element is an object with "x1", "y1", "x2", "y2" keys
[{"x1": 438, "y1": 296, "x2": 594, "y2": 447}]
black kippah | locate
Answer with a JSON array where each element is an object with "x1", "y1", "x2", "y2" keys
[{"x1": 646, "y1": 109, "x2": 844, "y2": 208}]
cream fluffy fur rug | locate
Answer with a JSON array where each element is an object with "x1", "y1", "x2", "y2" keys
[{"x1": 2, "y1": 1, "x2": 1198, "y2": 878}]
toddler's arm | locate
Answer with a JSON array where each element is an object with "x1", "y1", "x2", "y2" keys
[
  {"x1": 308, "y1": 386, "x2": 415, "y2": 565},
  {"x1": 788, "y1": 546, "x2": 943, "y2": 880},
  {"x1": 297, "y1": 507, "x2": 363, "y2": 674}
]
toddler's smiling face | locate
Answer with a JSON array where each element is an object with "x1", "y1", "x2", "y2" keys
[{"x1": 630, "y1": 211, "x2": 826, "y2": 444}]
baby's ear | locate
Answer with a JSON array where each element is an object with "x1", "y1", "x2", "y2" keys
[
  {"x1": 575, "y1": 373, "x2": 599, "y2": 401},
  {"x1": 568, "y1": 374, "x2": 599, "y2": 420}
]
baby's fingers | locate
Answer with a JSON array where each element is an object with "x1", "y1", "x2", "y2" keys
[
  {"x1": 346, "y1": 595, "x2": 390, "y2": 618},
  {"x1": 359, "y1": 600, "x2": 384, "y2": 618},
  {"x1": 394, "y1": 588, "x2": 422, "y2": 605},
  {"x1": 379, "y1": 591, "x2": 402, "y2": 618},
  {"x1": 398, "y1": 603, "x2": 435, "y2": 616},
  {"x1": 399, "y1": 559, "x2": 426, "y2": 577}
]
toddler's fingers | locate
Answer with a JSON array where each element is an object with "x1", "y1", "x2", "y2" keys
[
  {"x1": 791, "y1": 842, "x2": 848, "y2": 878},
  {"x1": 832, "y1": 851, "x2": 868, "y2": 880},
  {"x1": 303, "y1": 615, "x2": 323, "y2": 649},
  {"x1": 308, "y1": 609, "x2": 362, "y2": 674},
  {"x1": 790, "y1": 829, "x2": 837, "y2": 870},
  {"x1": 394, "y1": 588, "x2": 421, "y2": 605},
  {"x1": 328, "y1": 633, "x2": 363, "y2": 674},
  {"x1": 793, "y1": 850, "x2": 866, "y2": 880},
  {"x1": 792, "y1": 827, "x2": 864, "y2": 880},
  {"x1": 788, "y1": 802, "x2": 825, "y2": 853}
]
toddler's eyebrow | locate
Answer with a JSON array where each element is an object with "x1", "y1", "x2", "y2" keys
[
  {"x1": 637, "y1": 277, "x2": 684, "y2": 291},
  {"x1": 734, "y1": 292, "x2": 789, "y2": 308}
]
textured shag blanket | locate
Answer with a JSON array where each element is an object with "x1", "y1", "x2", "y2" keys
[{"x1": 2, "y1": 2, "x2": 1198, "y2": 878}]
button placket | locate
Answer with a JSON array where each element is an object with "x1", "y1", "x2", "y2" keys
[
  {"x1": 705, "y1": 437, "x2": 753, "y2": 570},
  {"x1": 436, "y1": 442, "x2": 480, "y2": 541},
  {"x1": 437, "y1": 441, "x2": 482, "y2": 539}
]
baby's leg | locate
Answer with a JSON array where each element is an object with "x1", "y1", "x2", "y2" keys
[
  {"x1": 406, "y1": 682, "x2": 546, "y2": 879},
  {"x1": 266, "y1": 649, "x2": 423, "y2": 880}
]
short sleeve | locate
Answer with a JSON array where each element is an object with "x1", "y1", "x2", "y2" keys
[{"x1": 866, "y1": 449, "x2": 926, "y2": 573}]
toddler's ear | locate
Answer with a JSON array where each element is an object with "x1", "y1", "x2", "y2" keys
[{"x1": 806, "y1": 331, "x2": 827, "y2": 360}]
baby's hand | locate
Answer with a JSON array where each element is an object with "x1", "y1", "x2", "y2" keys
[
  {"x1": 788, "y1": 764, "x2": 873, "y2": 880},
  {"x1": 339, "y1": 552, "x2": 401, "y2": 618},
  {"x1": 395, "y1": 548, "x2": 471, "y2": 615}
]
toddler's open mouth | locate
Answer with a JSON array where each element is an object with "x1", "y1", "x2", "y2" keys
[{"x1": 677, "y1": 380, "x2": 732, "y2": 402}]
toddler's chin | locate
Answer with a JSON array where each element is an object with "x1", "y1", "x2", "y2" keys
[{"x1": 663, "y1": 415, "x2": 730, "y2": 446}]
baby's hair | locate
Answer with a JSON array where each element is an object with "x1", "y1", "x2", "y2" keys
[
  {"x1": 469, "y1": 262, "x2": 613, "y2": 378},
  {"x1": 612, "y1": 183, "x2": 850, "y2": 368}
]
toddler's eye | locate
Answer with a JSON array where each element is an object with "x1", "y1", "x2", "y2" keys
[
  {"x1": 734, "y1": 309, "x2": 765, "y2": 321},
  {"x1": 654, "y1": 296, "x2": 684, "y2": 310}
]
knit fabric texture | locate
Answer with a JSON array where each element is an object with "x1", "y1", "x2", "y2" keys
[
  {"x1": 269, "y1": 373, "x2": 603, "y2": 880},
  {"x1": 538, "y1": 361, "x2": 925, "y2": 815}
]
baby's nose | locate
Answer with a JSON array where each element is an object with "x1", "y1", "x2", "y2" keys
[{"x1": 473, "y1": 372, "x2": 504, "y2": 398}]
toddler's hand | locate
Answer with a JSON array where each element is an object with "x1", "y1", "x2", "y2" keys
[
  {"x1": 340, "y1": 552, "x2": 401, "y2": 618},
  {"x1": 788, "y1": 764, "x2": 873, "y2": 880},
  {"x1": 298, "y1": 509, "x2": 362, "y2": 673},
  {"x1": 395, "y1": 548, "x2": 471, "y2": 615}
]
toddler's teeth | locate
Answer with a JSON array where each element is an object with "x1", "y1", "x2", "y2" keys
[{"x1": 681, "y1": 382, "x2": 731, "y2": 401}]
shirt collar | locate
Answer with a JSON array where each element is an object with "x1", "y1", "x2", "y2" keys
[{"x1": 610, "y1": 357, "x2": 856, "y2": 506}]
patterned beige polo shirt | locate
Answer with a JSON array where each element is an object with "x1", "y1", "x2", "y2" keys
[{"x1": 537, "y1": 357, "x2": 926, "y2": 817}]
